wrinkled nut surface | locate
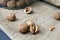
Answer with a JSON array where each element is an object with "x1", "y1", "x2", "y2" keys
[
  {"x1": 24, "y1": 7, "x2": 32, "y2": 14},
  {"x1": 49, "y1": 26, "x2": 55, "y2": 31},
  {"x1": 18, "y1": 23, "x2": 29, "y2": 33},
  {"x1": 26, "y1": 20, "x2": 35, "y2": 26},
  {"x1": 54, "y1": 13, "x2": 60, "y2": 20},
  {"x1": 7, "y1": 1, "x2": 16, "y2": 8},
  {"x1": 30, "y1": 25, "x2": 39, "y2": 34},
  {"x1": 7, "y1": 13, "x2": 16, "y2": 21}
]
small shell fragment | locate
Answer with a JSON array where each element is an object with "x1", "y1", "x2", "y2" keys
[{"x1": 49, "y1": 26, "x2": 55, "y2": 31}]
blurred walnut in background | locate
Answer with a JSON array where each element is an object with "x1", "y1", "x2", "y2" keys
[{"x1": 0, "y1": 0, "x2": 35, "y2": 8}]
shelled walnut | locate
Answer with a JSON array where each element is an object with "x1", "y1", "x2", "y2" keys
[{"x1": 30, "y1": 25, "x2": 39, "y2": 34}]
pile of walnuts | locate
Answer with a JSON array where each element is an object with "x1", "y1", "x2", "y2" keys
[{"x1": 0, "y1": 0, "x2": 31, "y2": 8}]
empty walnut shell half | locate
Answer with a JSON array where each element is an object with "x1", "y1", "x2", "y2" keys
[
  {"x1": 54, "y1": 13, "x2": 60, "y2": 20},
  {"x1": 18, "y1": 23, "x2": 29, "y2": 33},
  {"x1": 24, "y1": 7, "x2": 32, "y2": 14},
  {"x1": 30, "y1": 25, "x2": 39, "y2": 34},
  {"x1": 7, "y1": 13, "x2": 16, "y2": 21}
]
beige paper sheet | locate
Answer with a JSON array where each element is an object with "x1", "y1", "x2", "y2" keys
[{"x1": 0, "y1": 1, "x2": 60, "y2": 40}]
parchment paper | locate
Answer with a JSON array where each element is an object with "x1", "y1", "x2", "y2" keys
[{"x1": 0, "y1": 1, "x2": 60, "y2": 40}]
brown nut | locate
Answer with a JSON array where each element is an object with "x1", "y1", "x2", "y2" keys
[
  {"x1": 54, "y1": 13, "x2": 60, "y2": 20},
  {"x1": 24, "y1": 0, "x2": 30, "y2": 5},
  {"x1": 0, "y1": 0, "x2": 7, "y2": 6},
  {"x1": 30, "y1": 25, "x2": 39, "y2": 34},
  {"x1": 16, "y1": 1, "x2": 24, "y2": 7},
  {"x1": 24, "y1": 7, "x2": 32, "y2": 14},
  {"x1": 11, "y1": 0, "x2": 18, "y2": 1},
  {"x1": 26, "y1": 20, "x2": 35, "y2": 26},
  {"x1": 7, "y1": 1, "x2": 16, "y2": 8},
  {"x1": 7, "y1": 13, "x2": 16, "y2": 21},
  {"x1": 18, "y1": 23, "x2": 29, "y2": 33}
]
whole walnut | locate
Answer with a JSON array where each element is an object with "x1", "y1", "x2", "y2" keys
[
  {"x1": 54, "y1": 13, "x2": 60, "y2": 20},
  {"x1": 0, "y1": 0, "x2": 7, "y2": 6},
  {"x1": 16, "y1": 0, "x2": 24, "y2": 7},
  {"x1": 18, "y1": 23, "x2": 29, "y2": 33},
  {"x1": 7, "y1": 1, "x2": 16, "y2": 8},
  {"x1": 24, "y1": 0, "x2": 30, "y2": 5},
  {"x1": 11, "y1": 0, "x2": 18, "y2": 1},
  {"x1": 7, "y1": 13, "x2": 16, "y2": 21}
]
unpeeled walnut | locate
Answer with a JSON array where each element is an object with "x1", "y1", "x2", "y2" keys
[
  {"x1": 30, "y1": 25, "x2": 39, "y2": 34},
  {"x1": 7, "y1": 1, "x2": 16, "y2": 8},
  {"x1": 54, "y1": 13, "x2": 60, "y2": 20},
  {"x1": 24, "y1": 0, "x2": 30, "y2": 5},
  {"x1": 11, "y1": 0, "x2": 18, "y2": 1},
  {"x1": 18, "y1": 23, "x2": 29, "y2": 33},
  {"x1": 16, "y1": 1, "x2": 24, "y2": 7},
  {"x1": 7, "y1": 13, "x2": 16, "y2": 21},
  {"x1": 0, "y1": 0, "x2": 7, "y2": 6}
]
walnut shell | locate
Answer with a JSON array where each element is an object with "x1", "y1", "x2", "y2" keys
[
  {"x1": 54, "y1": 13, "x2": 60, "y2": 20},
  {"x1": 30, "y1": 25, "x2": 39, "y2": 34},
  {"x1": 7, "y1": 13, "x2": 16, "y2": 21},
  {"x1": 24, "y1": 7, "x2": 32, "y2": 14},
  {"x1": 18, "y1": 23, "x2": 29, "y2": 33},
  {"x1": 7, "y1": 1, "x2": 16, "y2": 8}
]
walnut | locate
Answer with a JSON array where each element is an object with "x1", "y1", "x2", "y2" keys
[
  {"x1": 54, "y1": 12, "x2": 60, "y2": 20},
  {"x1": 7, "y1": 13, "x2": 16, "y2": 21},
  {"x1": 16, "y1": 0, "x2": 24, "y2": 7},
  {"x1": 18, "y1": 23, "x2": 29, "y2": 33},
  {"x1": 7, "y1": 1, "x2": 16, "y2": 8}
]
